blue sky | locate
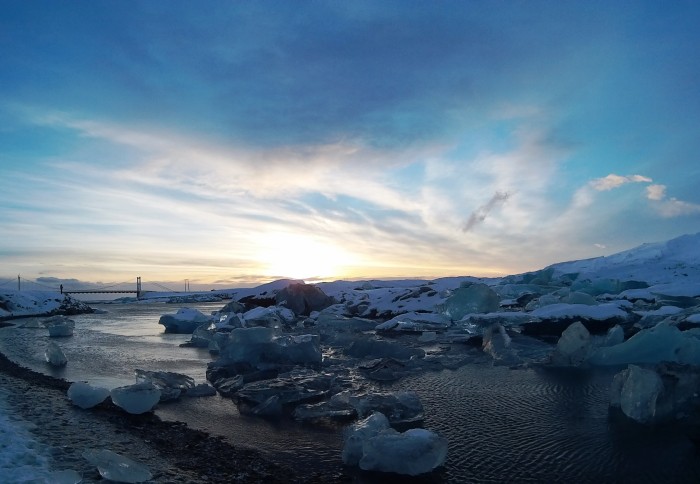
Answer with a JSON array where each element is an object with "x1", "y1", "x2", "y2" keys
[{"x1": 1, "y1": 1, "x2": 700, "y2": 286}]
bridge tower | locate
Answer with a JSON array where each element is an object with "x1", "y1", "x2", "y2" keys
[{"x1": 136, "y1": 276, "x2": 142, "y2": 299}]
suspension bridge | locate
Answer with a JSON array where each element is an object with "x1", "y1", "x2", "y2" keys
[{"x1": 0, "y1": 276, "x2": 179, "y2": 299}]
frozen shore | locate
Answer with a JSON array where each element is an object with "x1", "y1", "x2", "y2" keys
[{"x1": 0, "y1": 335, "x2": 341, "y2": 483}]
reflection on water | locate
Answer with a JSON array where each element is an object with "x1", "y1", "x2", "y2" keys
[{"x1": 1, "y1": 302, "x2": 700, "y2": 482}]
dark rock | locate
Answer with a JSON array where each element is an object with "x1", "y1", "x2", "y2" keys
[{"x1": 275, "y1": 283, "x2": 334, "y2": 316}]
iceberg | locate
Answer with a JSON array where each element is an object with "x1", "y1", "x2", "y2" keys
[
  {"x1": 158, "y1": 307, "x2": 213, "y2": 334},
  {"x1": 67, "y1": 381, "x2": 110, "y2": 409},
  {"x1": 45, "y1": 341, "x2": 67, "y2": 367},
  {"x1": 83, "y1": 449, "x2": 152, "y2": 483},
  {"x1": 342, "y1": 411, "x2": 391, "y2": 466},
  {"x1": 110, "y1": 382, "x2": 161, "y2": 414}
]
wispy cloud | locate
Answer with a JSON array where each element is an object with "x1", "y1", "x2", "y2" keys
[
  {"x1": 462, "y1": 192, "x2": 510, "y2": 232},
  {"x1": 590, "y1": 174, "x2": 652, "y2": 191}
]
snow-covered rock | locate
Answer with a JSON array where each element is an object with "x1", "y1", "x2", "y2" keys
[
  {"x1": 275, "y1": 282, "x2": 334, "y2": 315},
  {"x1": 67, "y1": 382, "x2": 110, "y2": 409},
  {"x1": 0, "y1": 291, "x2": 93, "y2": 318}
]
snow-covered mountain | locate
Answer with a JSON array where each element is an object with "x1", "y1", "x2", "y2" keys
[{"x1": 547, "y1": 232, "x2": 700, "y2": 284}]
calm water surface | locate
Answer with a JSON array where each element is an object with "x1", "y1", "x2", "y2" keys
[{"x1": 1, "y1": 302, "x2": 699, "y2": 482}]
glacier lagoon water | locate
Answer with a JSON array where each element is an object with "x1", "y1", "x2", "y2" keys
[{"x1": 1, "y1": 301, "x2": 700, "y2": 482}]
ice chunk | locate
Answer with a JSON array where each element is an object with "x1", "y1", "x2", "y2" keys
[
  {"x1": 218, "y1": 328, "x2": 322, "y2": 367},
  {"x1": 603, "y1": 324, "x2": 625, "y2": 347},
  {"x1": 110, "y1": 382, "x2": 161, "y2": 414},
  {"x1": 342, "y1": 412, "x2": 391, "y2": 466},
  {"x1": 564, "y1": 291, "x2": 597, "y2": 305},
  {"x1": 49, "y1": 469, "x2": 82, "y2": 483},
  {"x1": 418, "y1": 331, "x2": 437, "y2": 343},
  {"x1": 482, "y1": 324, "x2": 521, "y2": 366},
  {"x1": 83, "y1": 449, "x2": 152, "y2": 483},
  {"x1": 45, "y1": 316, "x2": 75, "y2": 337},
  {"x1": 242, "y1": 305, "x2": 295, "y2": 327},
  {"x1": 346, "y1": 391, "x2": 424, "y2": 424},
  {"x1": 441, "y1": 283, "x2": 500, "y2": 319},
  {"x1": 344, "y1": 339, "x2": 425, "y2": 360},
  {"x1": 359, "y1": 427, "x2": 448, "y2": 475},
  {"x1": 134, "y1": 369, "x2": 195, "y2": 401},
  {"x1": 67, "y1": 382, "x2": 110, "y2": 409},
  {"x1": 251, "y1": 395, "x2": 283, "y2": 417},
  {"x1": 589, "y1": 322, "x2": 700, "y2": 366},
  {"x1": 186, "y1": 383, "x2": 217, "y2": 398},
  {"x1": 550, "y1": 322, "x2": 590, "y2": 366},
  {"x1": 158, "y1": 307, "x2": 213, "y2": 334},
  {"x1": 610, "y1": 365, "x2": 664, "y2": 423},
  {"x1": 45, "y1": 341, "x2": 67, "y2": 367},
  {"x1": 611, "y1": 363, "x2": 700, "y2": 424}
]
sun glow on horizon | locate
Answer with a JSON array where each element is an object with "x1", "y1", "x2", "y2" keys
[{"x1": 256, "y1": 232, "x2": 359, "y2": 281}]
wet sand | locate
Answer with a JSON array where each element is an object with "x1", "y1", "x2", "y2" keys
[{"x1": 0, "y1": 328, "x2": 344, "y2": 483}]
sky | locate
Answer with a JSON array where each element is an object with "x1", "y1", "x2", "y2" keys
[{"x1": 1, "y1": 1, "x2": 700, "y2": 289}]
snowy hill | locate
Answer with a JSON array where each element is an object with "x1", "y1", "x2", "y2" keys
[{"x1": 547, "y1": 232, "x2": 700, "y2": 285}]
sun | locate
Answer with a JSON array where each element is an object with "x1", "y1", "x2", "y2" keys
[{"x1": 256, "y1": 232, "x2": 355, "y2": 281}]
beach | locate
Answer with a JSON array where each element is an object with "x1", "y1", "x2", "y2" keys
[{"x1": 0, "y1": 341, "x2": 337, "y2": 483}]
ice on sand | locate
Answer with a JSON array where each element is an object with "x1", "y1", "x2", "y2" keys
[
  {"x1": 83, "y1": 449, "x2": 152, "y2": 483},
  {"x1": 110, "y1": 382, "x2": 161, "y2": 414},
  {"x1": 67, "y1": 381, "x2": 110, "y2": 409},
  {"x1": 45, "y1": 341, "x2": 68, "y2": 367}
]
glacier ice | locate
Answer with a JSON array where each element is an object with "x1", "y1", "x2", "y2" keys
[
  {"x1": 610, "y1": 362, "x2": 700, "y2": 424},
  {"x1": 359, "y1": 427, "x2": 448, "y2": 475},
  {"x1": 342, "y1": 412, "x2": 391, "y2": 466},
  {"x1": 589, "y1": 322, "x2": 700, "y2": 366},
  {"x1": 67, "y1": 382, "x2": 110, "y2": 409},
  {"x1": 135, "y1": 369, "x2": 195, "y2": 401},
  {"x1": 44, "y1": 316, "x2": 75, "y2": 337},
  {"x1": 342, "y1": 411, "x2": 447, "y2": 475},
  {"x1": 242, "y1": 305, "x2": 295, "y2": 327},
  {"x1": 83, "y1": 449, "x2": 152, "y2": 483},
  {"x1": 549, "y1": 322, "x2": 590, "y2": 366},
  {"x1": 482, "y1": 324, "x2": 520, "y2": 366},
  {"x1": 45, "y1": 341, "x2": 67, "y2": 367},
  {"x1": 610, "y1": 365, "x2": 664, "y2": 423},
  {"x1": 110, "y1": 382, "x2": 161, "y2": 414},
  {"x1": 217, "y1": 327, "x2": 322, "y2": 367},
  {"x1": 441, "y1": 283, "x2": 500, "y2": 320},
  {"x1": 158, "y1": 307, "x2": 213, "y2": 334}
]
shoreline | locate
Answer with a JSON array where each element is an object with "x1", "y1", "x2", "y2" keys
[{"x1": 0, "y1": 332, "x2": 346, "y2": 483}]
